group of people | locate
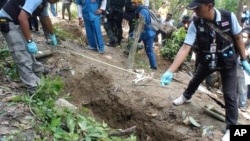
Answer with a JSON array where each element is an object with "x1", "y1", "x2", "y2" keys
[
  {"x1": 76, "y1": 0, "x2": 157, "y2": 70},
  {"x1": 1, "y1": 0, "x2": 250, "y2": 141}
]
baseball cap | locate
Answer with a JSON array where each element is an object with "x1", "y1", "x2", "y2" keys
[{"x1": 186, "y1": 0, "x2": 214, "y2": 10}]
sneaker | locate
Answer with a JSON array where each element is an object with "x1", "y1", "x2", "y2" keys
[
  {"x1": 85, "y1": 45, "x2": 97, "y2": 50},
  {"x1": 98, "y1": 50, "x2": 104, "y2": 54},
  {"x1": 221, "y1": 130, "x2": 229, "y2": 141},
  {"x1": 106, "y1": 41, "x2": 118, "y2": 47},
  {"x1": 173, "y1": 95, "x2": 191, "y2": 106},
  {"x1": 239, "y1": 107, "x2": 247, "y2": 112}
]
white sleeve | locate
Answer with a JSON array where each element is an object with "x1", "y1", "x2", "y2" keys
[
  {"x1": 184, "y1": 21, "x2": 197, "y2": 46},
  {"x1": 22, "y1": 0, "x2": 43, "y2": 15},
  {"x1": 99, "y1": 0, "x2": 107, "y2": 10},
  {"x1": 230, "y1": 12, "x2": 242, "y2": 35},
  {"x1": 77, "y1": 5, "x2": 82, "y2": 18}
]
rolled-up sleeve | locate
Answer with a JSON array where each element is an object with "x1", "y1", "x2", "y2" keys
[
  {"x1": 184, "y1": 22, "x2": 197, "y2": 46},
  {"x1": 22, "y1": 0, "x2": 43, "y2": 15},
  {"x1": 230, "y1": 12, "x2": 242, "y2": 35}
]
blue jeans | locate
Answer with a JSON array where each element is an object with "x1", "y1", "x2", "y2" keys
[
  {"x1": 237, "y1": 76, "x2": 248, "y2": 109},
  {"x1": 50, "y1": 3, "x2": 57, "y2": 17},
  {"x1": 84, "y1": 17, "x2": 104, "y2": 52},
  {"x1": 142, "y1": 35, "x2": 157, "y2": 69}
]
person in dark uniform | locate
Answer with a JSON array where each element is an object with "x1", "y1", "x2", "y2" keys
[
  {"x1": 160, "y1": 0, "x2": 250, "y2": 141},
  {"x1": 106, "y1": 0, "x2": 125, "y2": 47},
  {"x1": 0, "y1": 0, "x2": 58, "y2": 95}
]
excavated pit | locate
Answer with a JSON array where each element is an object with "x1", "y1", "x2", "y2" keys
[{"x1": 62, "y1": 67, "x2": 218, "y2": 141}]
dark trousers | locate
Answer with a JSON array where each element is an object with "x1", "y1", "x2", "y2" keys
[
  {"x1": 29, "y1": 16, "x2": 39, "y2": 31},
  {"x1": 183, "y1": 63, "x2": 238, "y2": 129},
  {"x1": 109, "y1": 11, "x2": 123, "y2": 44}
]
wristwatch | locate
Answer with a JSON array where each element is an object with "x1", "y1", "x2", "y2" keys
[{"x1": 27, "y1": 39, "x2": 32, "y2": 43}]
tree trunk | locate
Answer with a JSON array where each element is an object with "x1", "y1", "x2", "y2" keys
[
  {"x1": 127, "y1": 17, "x2": 144, "y2": 69},
  {"x1": 236, "y1": 0, "x2": 244, "y2": 24}
]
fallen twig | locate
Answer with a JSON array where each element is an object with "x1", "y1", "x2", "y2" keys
[{"x1": 108, "y1": 126, "x2": 136, "y2": 136}]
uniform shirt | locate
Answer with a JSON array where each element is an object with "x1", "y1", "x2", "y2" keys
[
  {"x1": 76, "y1": 0, "x2": 107, "y2": 20},
  {"x1": 0, "y1": 0, "x2": 49, "y2": 19},
  {"x1": 184, "y1": 8, "x2": 242, "y2": 47}
]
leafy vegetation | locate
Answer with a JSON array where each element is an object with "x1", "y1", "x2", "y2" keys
[
  {"x1": 0, "y1": 41, "x2": 19, "y2": 80},
  {"x1": 4, "y1": 76, "x2": 136, "y2": 141},
  {"x1": 160, "y1": 27, "x2": 187, "y2": 60}
]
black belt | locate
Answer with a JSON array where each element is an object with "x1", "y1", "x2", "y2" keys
[{"x1": 0, "y1": 17, "x2": 12, "y2": 22}]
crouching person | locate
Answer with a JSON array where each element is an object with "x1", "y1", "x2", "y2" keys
[{"x1": 0, "y1": 0, "x2": 58, "y2": 95}]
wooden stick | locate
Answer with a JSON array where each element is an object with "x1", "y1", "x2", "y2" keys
[
  {"x1": 127, "y1": 17, "x2": 144, "y2": 69},
  {"x1": 35, "y1": 50, "x2": 54, "y2": 59},
  {"x1": 203, "y1": 107, "x2": 225, "y2": 122},
  {"x1": 108, "y1": 126, "x2": 136, "y2": 136}
]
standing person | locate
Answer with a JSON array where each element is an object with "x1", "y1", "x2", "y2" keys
[
  {"x1": 241, "y1": 5, "x2": 249, "y2": 28},
  {"x1": 106, "y1": 0, "x2": 125, "y2": 47},
  {"x1": 62, "y1": 0, "x2": 72, "y2": 20},
  {"x1": 29, "y1": 15, "x2": 39, "y2": 32},
  {"x1": 76, "y1": 0, "x2": 107, "y2": 54},
  {"x1": 123, "y1": 0, "x2": 136, "y2": 55},
  {"x1": 161, "y1": 13, "x2": 174, "y2": 46},
  {"x1": 157, "y1": 2, "x2": 168, "y2": 23},
  {"x1": 237, "y1": 27, "x2": 250, "y2": 112},
  {"x1": 131, "y1": 0, "x2": 157, "y2": 70},
  {"x1": 160, "y1": 0, "x2": 250, "y2": 141},
  {"x1": 178, "y1": 5, "x2": 188, "y2": 22},
  {"x1": 0, "y1": 0, "x2": 58, "y2": 95}
]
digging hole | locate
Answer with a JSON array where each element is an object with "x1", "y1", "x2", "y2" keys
[{"x1": 63, "y1": 68, "x2": 189, "y2": 141}]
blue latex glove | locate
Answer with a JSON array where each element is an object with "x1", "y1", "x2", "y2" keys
[
  {"x1": 27, "y1": 41, "x2": 38, "y2": 54},
  {"x1": 241, "y1": 59, "x2": 250, "y2": 74},
  {"x1": 49, "y1": 34, "x2": 57, "y2": 46},
  {"x1": 160, "y1": 71, "x2": 173, "y2": 86}
]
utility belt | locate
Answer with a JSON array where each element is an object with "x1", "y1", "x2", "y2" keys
[
  {"x1": 202, "y1": 43, "x2": 235, "y2": 70},
  {"x1": 0, "y1": 17, "x2": 11, "y2": 33}
]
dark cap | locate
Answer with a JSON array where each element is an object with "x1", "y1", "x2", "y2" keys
[{"x1": 186, "y1": 0, "x2": 214, "y2": 10}]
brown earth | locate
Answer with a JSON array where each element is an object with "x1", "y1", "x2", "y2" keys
[{"x1": 1, "y1": 17, "x2": 250, "y2": 141}]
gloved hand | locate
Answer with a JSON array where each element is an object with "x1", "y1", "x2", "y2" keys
[
  {"x1": 49, "y1": 34, "x2": 57, "y2": 46},
  {"x1": 27, "y1": 41, "x2": 38, "y2": 54},
  {"x1": 241, "y1": 59, "x2": 250, "y2": 74},
  {"x1": 160, "y1": 71, "x2": 173, "y2": 86}
]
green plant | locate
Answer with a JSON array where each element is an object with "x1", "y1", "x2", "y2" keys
[
  {"x1": 5, "y1": 76, "x2": 136, "y2": 141},
  {"x1": 0, "y1": 41, "x2": 10, "y2": 60},
  {"x1": 0, "y1": 42, "x2": 19, "y2": 81},
  {"x1": 53, "y1": 23, "x2": 74, "y2": 42},
  {"x1": 160, "y1": 27, "x2": 187, "y2": 60}
]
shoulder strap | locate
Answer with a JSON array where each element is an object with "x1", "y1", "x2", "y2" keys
[{"x1": 204, "y1": 21, "x2": 233, "y2": 42}]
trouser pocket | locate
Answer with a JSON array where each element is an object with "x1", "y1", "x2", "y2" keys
[{"x1": 0, "y1": 18, "x2": 10, "y2": 33}]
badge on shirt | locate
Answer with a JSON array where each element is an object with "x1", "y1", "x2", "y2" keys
[
  {"x1": 198, "y1": 26, "x2": 204, "y2": 32},
  {"x1": 221, "y1": 21, "x2": 229, "y2": 27}
]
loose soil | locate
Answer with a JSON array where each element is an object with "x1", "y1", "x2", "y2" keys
[{"x1": 1, "y1": 17, "x2": 250, "y2": 141}]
